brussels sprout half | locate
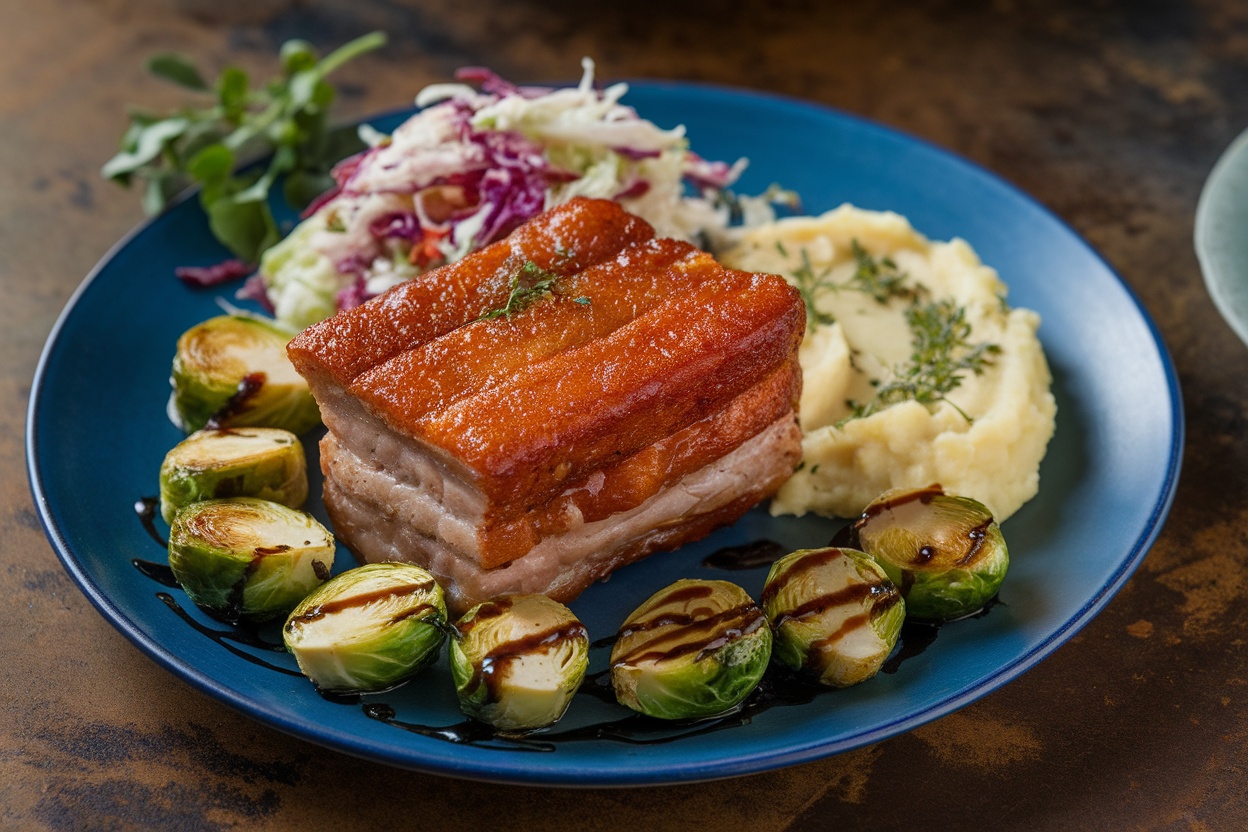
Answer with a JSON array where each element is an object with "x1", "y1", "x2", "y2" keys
[
  {"x1": 450, "y1": 595, "x2": 589, "y2": 732},
  {"x1": 167, "y1": 497, "x2": 334, "y2": 622},
  {"x1": 284, "y1": 563, "x2": 448, "y2": 694},
  {"x1": 762, "y1": 547, "x2": 905, "y2": 687},
  {"x1": 610, "y1": 579, "x2": 771, "y2": 721},
  {"x1": 159, "y1": 427, "x2": 308, "y2": 524},
  {"x1": 169, "y1": 314, "x2": 321, "y2": 434},
  {"x1": 854, "y1": 484, "x2": 1009, "y2": 622}
]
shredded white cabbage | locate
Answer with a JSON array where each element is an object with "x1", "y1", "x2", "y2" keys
[{"x1": 256, "y1": 58, "x2": 786, "y2": 331}]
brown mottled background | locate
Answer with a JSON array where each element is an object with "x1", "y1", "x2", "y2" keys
[{"x1": 5, "y1": 0, "x2": 1248, "y2": 829}]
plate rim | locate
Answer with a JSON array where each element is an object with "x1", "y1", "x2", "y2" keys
[{"x1": 25, "y1": 78, "x2": 1184, "y2": 787}]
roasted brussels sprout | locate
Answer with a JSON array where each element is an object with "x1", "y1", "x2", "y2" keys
[
  {"x1": 283, "y1": 563, "x2": 448, "y2": 693},
  {"x1": 450, "y1": 595, "x2": 589, "y2": 731},
  {"x1": 762, "y1": 547, "x2": 904, "y2": 687},
  {"x1": 167, "y1": 497, "x2": 334, "y2": 622},
  {"x1": 610, "y1": 579, "x2": 771, "y2": 720},
  {"x1": 169, "y1": 314, "x2": 321, "y2": 434},
  {"x1": 158, "y1": 427, "x2": 308, "y2": 524},
  {"x1": 854, "y1": 484, "x2": 1008, "y2": 621}
]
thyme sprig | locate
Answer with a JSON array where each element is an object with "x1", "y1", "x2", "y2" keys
[
  {"x1": 477, "y1": 261, "x2": 589, "y2": 321},
  {"x1": 847, "y1": 298, "x2": 1000, "y2": 423},
  {"x1": 783, "y1": 239, "x2": 919, "y2": 331},
  {"x1": 844, "y1": 240, "x2": 921, "y2": 305},
  {"x1": 789, "y1": 247, "x2": 837, "y2": 330}
]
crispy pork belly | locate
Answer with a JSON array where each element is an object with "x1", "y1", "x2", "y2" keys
[
  {"x1": 291, "y1": 198, "x2": 805, "y2": 612},
  {"x1": 288, "y1": 197, "x2": 655, "y2": 396}
]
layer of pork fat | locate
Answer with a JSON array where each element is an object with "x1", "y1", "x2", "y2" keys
[{"x1": 322, "y1": 414, "x2": 801, "y2": 612}]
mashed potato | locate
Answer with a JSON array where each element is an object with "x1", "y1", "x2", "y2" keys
[{"x1": 720, "y1": 205, "x2": 1056, "y2": 522}]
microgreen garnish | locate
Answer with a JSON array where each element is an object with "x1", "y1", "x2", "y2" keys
[
  {"x1": 101, "y1": 32, "x2": 386, "y2": 262},
  {"x1": 845, "y1": 298, "x2": 1000, "y2": 423}
]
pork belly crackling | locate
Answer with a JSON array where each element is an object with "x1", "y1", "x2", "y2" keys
[{"x1": 288, "y1": 197, "x2": 806, "y2": 612}]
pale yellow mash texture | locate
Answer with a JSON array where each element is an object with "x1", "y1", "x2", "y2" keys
[{"x1": 720, "y1": 205, "x2": 1057, "y2": 522}]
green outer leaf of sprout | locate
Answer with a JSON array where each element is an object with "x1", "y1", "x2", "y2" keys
[
  {"x1": 283, "y1": 563, "x2": 447, "y2": 693},
  {"x1": 167, "y1": 497, "x2": 334, "y2": 622},
  {"x1": 169, "y1": 315, "x2": 321, "y2": 434},
  {"x1": 158, "y1": 427, "x2": 308, "y2": 524},
  {"x1": 449, "y1": 595, "x2": 589, "y2": 731},
  {"x1": 763, "y1": 547, "x2": 905, "y2": 687}
]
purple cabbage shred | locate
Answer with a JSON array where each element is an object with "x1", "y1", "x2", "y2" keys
[{"x1": 175, "y1": 259, "x2": 254, "y2": 288}]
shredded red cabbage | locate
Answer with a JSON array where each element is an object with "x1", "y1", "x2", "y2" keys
[
  {"x1": 369, "y1": 212, "x2": 424, "y2": 241},
  {"x1": 449, "y1": 125, "x2": 556, "y2": 247},
  {"x1": 613, "y1": 146, "x2": 663, "y2": 161},
  {"x1": 336, "y1": 275, "x2": 375, "y2": 311},
  {"x1": 683, "y1": 153, "x2": 740, "y2": 191},
  {"x1": 175, "y1": 259, "x2": 254, "y2": 287},
  {"x1": 613, "y1": 179, "x2": 651, "y2": 200},
  {"x1": 235, "y1": 273, "x2": 276, "y2": 314},
  {"x1": 455, "y1": 66, "x2": 521, "y2": 97}
]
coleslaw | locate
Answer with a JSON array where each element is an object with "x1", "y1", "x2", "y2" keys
[{"x1": 254, "y1": 59, "x2": 794, "y2": 330}]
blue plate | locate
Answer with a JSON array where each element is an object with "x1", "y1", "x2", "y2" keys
[{"x1": 27, "y1": 83, "x2": 1182, "y2": 786}]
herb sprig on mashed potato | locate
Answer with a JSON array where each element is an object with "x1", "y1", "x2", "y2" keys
[{"x1": 721, "y1": 205, "x2": 1056, "y2": 523}]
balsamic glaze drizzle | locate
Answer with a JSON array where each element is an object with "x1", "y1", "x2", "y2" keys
[
  {"x1": 361, "y1": 666, "x2": 829, "y2": 752},
  {"x1": 131, "y1": 559, "x2": 179, "y2": 588},
  {"x1": 154, "y1": 592, "x2": 300, "y2": 676},
  {"x1": 134, "y1": 497, "x2": 167, "y2": 548},
  {"x1": 133, "y1": 493, "x2": 1002, "y2": 752},
  {"x1": 700, "y1": 539, "x2": 786, "y2": 571},
  {"x1": 134, "y1": 495, "x2": 299, "y2": 677}
]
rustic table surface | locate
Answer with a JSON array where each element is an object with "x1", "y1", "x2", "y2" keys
[{"x1": 6, "y1": 1, "x2": 1247, "y2": 829}]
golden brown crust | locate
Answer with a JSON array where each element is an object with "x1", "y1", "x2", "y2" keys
[
  {"x1": 471, "y1": 358, "x2": 802, "y2": 567},
  {"x1": 348, "y1": 237, "x2": 716, "y2": 425},
  {"x1": 287, "y1": 197, "x2": 655, "y2": 389},
  {"x1": 400, "y1": 267, "x2": 804, "y2": 512}
]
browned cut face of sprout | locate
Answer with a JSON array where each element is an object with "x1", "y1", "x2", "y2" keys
[
  {"x1": 762, "y1": 547, "x2": 905, "y2": 687},
  {"x1": 854, "y1": 485, "x2": 1009, "y2": 622},
  {"x1": 610, "y1": 579, "x2": 772, "y2": 720},
  {"x1": 450, "y1": 594, "x2": 589, "y2": 731}
]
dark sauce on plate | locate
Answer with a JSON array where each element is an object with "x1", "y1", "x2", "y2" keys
[
  {"x1": 700, "y1": 539, "x2": 786, "y2": 570},
  {"x1": 131, "y1": 500, "x2": 1002, "y2": 751},
  {"x1": 134, "y1": 497, "x2": 167, "y2": 548},
  {"x1": 152, "y1": 592, "x2": 300, "y2": 677}
]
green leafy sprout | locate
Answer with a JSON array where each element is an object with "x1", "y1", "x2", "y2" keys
[{"x1": 101, "y1": 32, "x2": 386, "y2": 263}]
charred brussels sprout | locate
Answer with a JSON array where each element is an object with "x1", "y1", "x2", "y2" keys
[
  {"x1": 762, "y1": 547, "x2": 904, "y2": 687},
  {"x1": 610, "y1": 579, "x2": 771, "y2": 720},
  {"x1": 159, "y1": 427, "x2": 308, "y2": 524},
  {"x1": 167, "y1": 497, "x2": 334, "y2": 622},
  {"x1": 283, "y1": 563, "x2": 448, "y2": 693},
  {"x1": 450, "y1": 595, "x2": 589, "y2": 731},
  {"x1": 169, "y1": 314, "x2": 321, "y2": 434},
  {"x1": 854, "y1": 484, "x2": 1008, "y2": 621}
]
